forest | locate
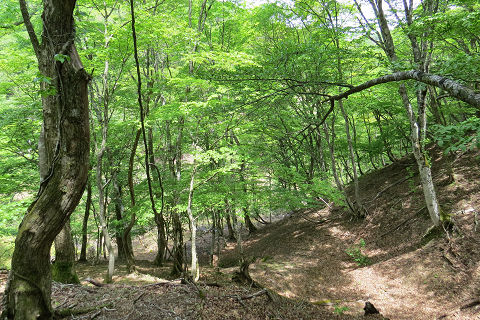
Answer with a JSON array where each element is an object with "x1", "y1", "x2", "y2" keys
[{"x1": 0, "y1": 0, "x2": 479, "y2": 319}]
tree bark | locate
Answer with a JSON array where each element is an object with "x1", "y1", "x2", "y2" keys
[
  {"x1": 354, "y1": 0, "x2": 443, "y2": 227},
  {"x1": 79, "y1": 179, "x2": 92, "y2": 262},
  {"x1": 2, "y1": 0, "x2": 89, "y2": 318},
  {"x1": 399, "y1": 86, "x2": 441, "y2": 226}
]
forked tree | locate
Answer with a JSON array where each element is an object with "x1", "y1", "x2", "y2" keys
[{"x1": 2, "y1": 0, "x2": 90, "y2": 318}]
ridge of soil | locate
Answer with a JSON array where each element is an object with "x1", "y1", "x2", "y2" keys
[{"x1": 220, "y1": 148, "x2": 480, "y2": 320}]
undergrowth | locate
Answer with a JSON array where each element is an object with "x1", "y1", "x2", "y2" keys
[{"x1": 346, "y1": 238, "x2": 370, "y2": 267}]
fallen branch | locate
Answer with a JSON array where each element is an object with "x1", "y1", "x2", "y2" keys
[
  {"x1": 204, "y1": 282, "x2": 222, "y2": 287},
  {"x1": 239, "y1": 288, "x2": 273, "y2": 301},
  {"x1": 133, "y1": 291, "x2": 147, "y2": 303},
  {"x1": 379, "y1": 206, "x2": 425, "y2": 238},
  {"x1": 366, "y1": 174, "x2": 415, "y2": 204},
  {"x1": 84, "y1": 278, "x2": 106, "y2": 287},
  {"x1": 300, "y1": 216, "x2": 330, "y2": 225},
  {"x1": 141, "y1": 279, "x2": 183, "y2": 288},
  {"x1": 90, "y1": 309, "x2": 102, "y2": 319},
  {"x1": 460, "y1": 299, "x2": 480, "y2": 310},
  {"x1": 437, "y1": 299, "x2": 480, "y2": 319}
]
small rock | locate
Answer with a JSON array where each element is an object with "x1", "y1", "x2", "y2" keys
[{"x1": 364, "y1": 301, "x2": 380, "y2": 315}]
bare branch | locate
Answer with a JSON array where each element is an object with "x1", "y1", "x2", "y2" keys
[{"x1": 330, "y1": 71, "x2": 480, "y2": 109}]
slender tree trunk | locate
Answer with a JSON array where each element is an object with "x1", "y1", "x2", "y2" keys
[
  {"x1": 52, "y1": 219, "x2": 79, "y2": 284},
  {"x1": 96, "y1": 145, "x2": 115, "y2": 283},
  {"x1": 226, "y1": 214, "x2": 236, "y2": 242},
  {"x1": 187, "y1": 165, "x2": 199, "y2": 281},
  {"x1": 2, "y1": 1, "x2": 90, "y2": 317},
  {"x1": 374, "y1": 111, "x2": 397, "y2": 162},
  {"x1": 171, "y1": 213, "x2": 184, "y2": 276},
  {"x1": 399, "y1": 86, "x2": 441, "y2": 226},
  {"x1": 79, "y1": 179, "x2": 92, "y2": 262},
  {"x1": 360, "y1": 0, "x2": 442, "y2": 227},
  {"x1": 125, "y1": 128, "x2": 141, "y2": 272},
  {"x1": 171, "y1": 118, "x2": 185, "y2": 276},
  {"x1": 322, "y1": 118, "x2": 354, "y2": 212},
  {"x1": 339, "y1": 101, "x2": 365, "y2": 217},
  {"x1": 363, "y1": 114, "x2": 378, "y2": 170},
  {"x1": 210, "y1": 210, "x2": 216, "y2": 266},
  {"x1": 232, "y1": 213, "x2": 244, "y2": 262},
  {"x1": 129, "y1": 0, "x2": 167, "y2": 270}
]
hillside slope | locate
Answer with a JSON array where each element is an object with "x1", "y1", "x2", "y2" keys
[{"x1": 221, "y1": 148, "x2": 480, "y2": 319}]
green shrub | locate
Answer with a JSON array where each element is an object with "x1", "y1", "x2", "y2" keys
[{"x1": 346, "y1": 238, "x2": 370, "y2": 267}]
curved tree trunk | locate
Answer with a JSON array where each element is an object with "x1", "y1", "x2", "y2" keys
[{"x1": 2, "y1": 1, "x2": 89, "y2": 318}]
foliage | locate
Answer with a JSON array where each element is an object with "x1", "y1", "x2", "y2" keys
[
  {"x1": 432, "y1": 118, "x2": 480, "y2": 153},
  {"x1": 346, "y1": 238, "x2": 371, "y2": 267},
  {"x1": 0, "y1": 0, "x2": 478, "y2": 274},
  {"x1": 333, "y1": 304, "x2": 349, "y2": 315}
]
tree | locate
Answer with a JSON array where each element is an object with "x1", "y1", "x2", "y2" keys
[
  {"x1": 52, "y1": 219, "x2": 79, "y2": 284},
  {"x1": 2, "y1": 0, "x2": 90, "y2": 318}
]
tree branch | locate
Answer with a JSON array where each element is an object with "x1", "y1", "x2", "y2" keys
[
  {"x1": 330, "y1": 70, "x2": 480, "y2": 109},
  {"x1": 18, "y1": 0, "x2": 40, "y2": 60}
]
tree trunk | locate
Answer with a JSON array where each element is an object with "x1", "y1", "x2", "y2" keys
[
  {"x1": 244, "y1": 213, "x2": 257, "y2": 234},
  {"x1": 171, "y1": 213, "x2": 184, "y2": 277},
  {"x1": 95, "y1": 125, "x2": 114, "y2": 283},
  {"x1": 187, "y1": 165, "x2": 199, "y2": 282},
  {"x1": 52, "y1": 219, "x2": 79, "y2": 284},
  {"x1": 112, "y1": 174, "x2": 133, "y2": 262},
  {"x1": 399, "y1": 86, "x2": 441, "y2": 226},
  {"x1": 356, "y1": 0, "x2": 442, "y2": 227},
  {"x1": 79, "y1": 179, "x2": 92, "y2": 262},
  {"x1": 2, "y1": 1, "x2": 90, "y2": 318},
  {"x1": 339, "y1": 101, "x2": 365, "y2": 217},
  {"x1": 125, "y1": 128, "x2": 141, "y2": 272},
  {"x1": 210, "y1": 210, "x2": 216, "y2": 266},
  {"x1": 232, "y1": 213, "x2": 244, "y2": 262},
  {"x1": 321, "y1": 118, "x2": 355, "y2": 212},
  {"x1": 226, "y1": 214, "x2": 236, "y2": 242},
  {"x1": 170, "y1": 118, "x2": 185, "y2": 276}
]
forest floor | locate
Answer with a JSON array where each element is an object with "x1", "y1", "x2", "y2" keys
[
  {"x1": 1, "y1": 148, "x2": 480, "y2": 319},
  {"x1": 220, "y1": 147, "x2": 480, "y2": 319}
]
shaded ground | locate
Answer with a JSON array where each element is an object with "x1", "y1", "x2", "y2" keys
[
  {"x1": 48, "y1": 261, "x2": 361, "y2": 319},
  {"x1": 220, "y1": 148, "x2": 480, "y2": 320}
]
